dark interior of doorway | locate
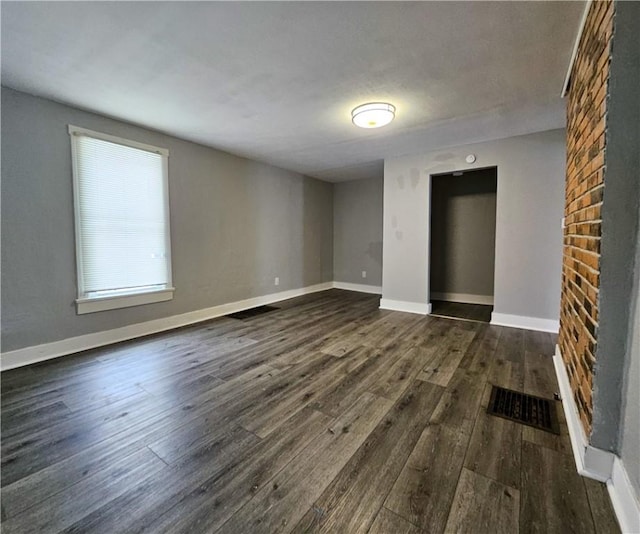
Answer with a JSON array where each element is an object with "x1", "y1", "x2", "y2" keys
[{"x1": 429, "y1": 167, "x2": 497, "y2": 323}]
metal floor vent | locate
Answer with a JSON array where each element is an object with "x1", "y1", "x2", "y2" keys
[
  {"x1": 227, "y1": 305, "x2": 279, "y2": 320},
  {"x1": 487, "y1": 385, "x2": 560, "y2": 434}
]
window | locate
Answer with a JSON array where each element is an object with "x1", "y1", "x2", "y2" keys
[{"x1": 69, "y1": 125, "x2": 174, "y2": 314}]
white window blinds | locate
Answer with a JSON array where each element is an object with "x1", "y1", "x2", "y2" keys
[{"x1": 70, "y1": 126, "x2": 172, "y2": 311}]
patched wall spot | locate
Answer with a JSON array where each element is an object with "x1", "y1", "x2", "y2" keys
[{"x1": 410, "y1": 168, "x2": 420, "y2": 189}]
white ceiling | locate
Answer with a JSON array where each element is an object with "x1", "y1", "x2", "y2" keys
[{"x1": 1, "y1": 1, "x2": 583, "y2": 182}]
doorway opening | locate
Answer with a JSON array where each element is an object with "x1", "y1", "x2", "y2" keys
[{"x1": 429, "y1": 166, "x2": 497, "y2": 323}]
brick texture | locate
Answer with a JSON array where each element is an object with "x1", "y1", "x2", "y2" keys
[{"x1": 558, "y1": 0, "x2": 614, "y2": 435}]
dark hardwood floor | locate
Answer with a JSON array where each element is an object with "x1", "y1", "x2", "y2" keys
[
  {"x1": 0, "y1": 290, "x2": 619, "y2": 533},
  {"x1": 430, "y1": 299, "x2": 493, "y2": 323}
]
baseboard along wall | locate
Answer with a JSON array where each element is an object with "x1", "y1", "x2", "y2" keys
[
  {"x1": 553, "y1": 345, "x2": 640, "y2": 534},
  {"x1": 333, "y1": 282, "x2": 382, "y2": 294},
  {"x1": 2, "y1": 281, "x2": 385, "y2": 371},
  {"x1": 491, "y1": 312, "x2": 559, "y2": 333},
  {"x1": 1, "y1": 282, "x2": 334, "y2": 371},
  {"x1": 379, "y1": 299, "x2": 432, "y2": 315}
]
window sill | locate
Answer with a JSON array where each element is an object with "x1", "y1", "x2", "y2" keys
[{"x1": 76, "y1": 288, "x2": 175, "y2": 314}]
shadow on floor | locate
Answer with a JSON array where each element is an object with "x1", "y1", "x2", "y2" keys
[{"x1": 430, "y1": 300, "x2": 493, "y2": 323}]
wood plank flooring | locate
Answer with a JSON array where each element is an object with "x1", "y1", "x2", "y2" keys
[{"x1": 0, "y1": 290, "x2": 619, "y2": 533}]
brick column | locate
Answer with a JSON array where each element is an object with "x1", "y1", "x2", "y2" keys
[{"x1": 558, "y1": 0, "x2": 614, "y2": 435}]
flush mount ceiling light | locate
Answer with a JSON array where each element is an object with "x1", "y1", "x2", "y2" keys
[{"x1": 351, "y1": 102, "x2": 396, "y2": 129}]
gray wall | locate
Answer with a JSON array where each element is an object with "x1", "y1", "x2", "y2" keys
[
  {"x1": 333, "y1": 177, "x2": 383, "y2": 286},
  {"x1": 430, "y1": 169, "x2": 497, "y2": 299},
  {"x1": 1, "y1": 87, "x2": 333, "y2": 352},
  {"x1": 620, "y1": 236, "x2": 640, "y2": 499},
  {"x1": 592, "y1": 0, "x2": 640, "y2": 498},
  {"x1": 382, "y1": 129, "x2": 565, "y2": 321}
]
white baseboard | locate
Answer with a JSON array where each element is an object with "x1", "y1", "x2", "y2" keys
[
  {"x1": 430, "y1": 292, "x2": 494, "y2": 306},
  {"x1": 333, "y1": 282, "x2": 382, "y2": 294},
  {"x1": 490, "y1": 312, "x2": 559, "y2": 333},
  {"x1": 0, "y1": 282, "x2": 333, "y2": 371},
  {"x1": 554, "y1": 345, "x2": 640, "y2": 533},
  {"x1": 553, "y1": 347, "x2": 614, "y2": 482},
  {"x1": 608, "y1": 456, "x2": 640, "y2": 534},
  {"x1": 379, "y1": 298, "x2": 431, "y2": 315}
]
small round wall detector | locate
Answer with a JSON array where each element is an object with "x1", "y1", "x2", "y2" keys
[{"x1": 465, "y1": 154, "x2": 476, "y2": 164}]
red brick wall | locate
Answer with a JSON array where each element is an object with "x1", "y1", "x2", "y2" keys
[{"x1": 559, "y1": 0, "x2": 614, "y2": 435}]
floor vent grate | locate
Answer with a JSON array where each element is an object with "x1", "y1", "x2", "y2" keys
[
  {"x1": 487, "y1": 385, "x2": 560, "y2": 434},
  {"x1": 227, "y1": 305, "x2": 279, "y2": 320}
]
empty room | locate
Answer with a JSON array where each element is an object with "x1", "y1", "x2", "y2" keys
[{"x1": 1, "y1": 2, "x2": 638, "y2": 533}]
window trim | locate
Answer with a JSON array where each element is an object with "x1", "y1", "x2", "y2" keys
[{"x1": 69, "y1": 125, "x2": 174, "y2": 315}]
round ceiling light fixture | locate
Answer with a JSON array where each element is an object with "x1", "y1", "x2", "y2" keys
[{"x1": 351, "y1": 102, "x2": 396, "y2": 129}]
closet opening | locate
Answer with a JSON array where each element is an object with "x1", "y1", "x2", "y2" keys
[{"x1": 429, "y1": 166, "x2": 497, "y2": 323}]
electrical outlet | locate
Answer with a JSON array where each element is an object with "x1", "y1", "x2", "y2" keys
[
  {"x1": 274, "y1": 277, "x2": 280, "y2": 286},
  {"x1": 361, "y1": 271, "x2": 367, "y2": 279}
]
